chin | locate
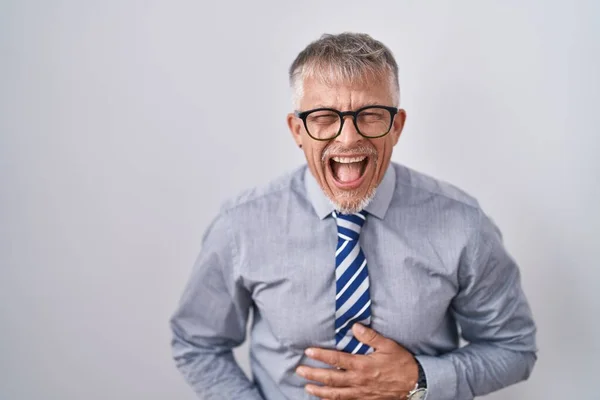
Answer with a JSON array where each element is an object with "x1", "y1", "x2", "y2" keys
[{"x1": 328, "y1": 187, "x2": 377, "y2": 215}]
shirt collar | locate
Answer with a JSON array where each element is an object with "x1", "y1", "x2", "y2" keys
[{"x1": 304, "y1": 163, "x2": 396, "y2": 220}]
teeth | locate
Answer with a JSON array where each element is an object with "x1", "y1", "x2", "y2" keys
[{"x1": 332, "y1": 156, "x2": 367, "y2": 164}]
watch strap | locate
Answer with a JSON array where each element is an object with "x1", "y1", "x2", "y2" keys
[{"x1": 415, "y1": 357, "x2": 427, "y2": 389}]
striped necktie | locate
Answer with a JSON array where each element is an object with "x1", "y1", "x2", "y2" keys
[{"x1": 333, "y1": 210, "x2": 373, "y2": 354}]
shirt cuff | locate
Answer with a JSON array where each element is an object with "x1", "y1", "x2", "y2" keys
[{"x1": 414, "y1": 355, "x2": 457, "y2": 400}]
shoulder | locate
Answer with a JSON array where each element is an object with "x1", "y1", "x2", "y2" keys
[
  {"x1": 219, "y1": 165, "x2": 307, "y2": 216},
  {"x1": 392, "y1": 162, "x2": 481, "y2": 211}
]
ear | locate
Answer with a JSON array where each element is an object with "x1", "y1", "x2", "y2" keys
[
  {"x1": 390, "y1": 109, "x2": 407, "y2": 146},
  {"x1": 287, "y1": 113, "x2": 304, "y2": 148}
]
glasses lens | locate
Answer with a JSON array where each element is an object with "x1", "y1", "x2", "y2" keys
[
  {"x1": 356, "y1": 107, "x2": 392, "y2": 137},
  {"x1": 305, "y1": 110, "x2": 341, "y2": 140}
]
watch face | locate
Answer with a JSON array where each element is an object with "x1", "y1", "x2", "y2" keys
[{"x1": 408, "y1": 388, "x2": 427, "y2": 400}]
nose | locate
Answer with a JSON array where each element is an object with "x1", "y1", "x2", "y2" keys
[{"x1": 335, "y1": 115, "x2": 363, "y2": 147}]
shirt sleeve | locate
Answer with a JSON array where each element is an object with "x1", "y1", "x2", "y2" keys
[
  {"x1": 415, "y1": 208, "x2": 538, "y2": 400},
  {"x1": 170, "y1": 210, "x2": 263, "y2": 400}
]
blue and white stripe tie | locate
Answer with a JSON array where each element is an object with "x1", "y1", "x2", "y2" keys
[{"x1": 333, "y1": 210, "x2": 373, "y2": 355}]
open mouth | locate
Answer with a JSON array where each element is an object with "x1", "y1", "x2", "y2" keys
[{"x1": 328, "y1": 155, "x2": 369, "y2": 189}]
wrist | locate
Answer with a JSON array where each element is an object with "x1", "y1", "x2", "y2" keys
[
  {"x1": 412, "y1": 355, "x2": 458, "y2": 400},
  {"x1": 406, "y1": 357, "x2": 428, "y2": 400}
]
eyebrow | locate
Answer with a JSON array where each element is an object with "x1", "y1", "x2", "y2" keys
[{"x1": 311, "y1": 102, "x2": 382, "y2": 110}]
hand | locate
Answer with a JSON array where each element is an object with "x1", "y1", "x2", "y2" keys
[{"x1": 296, "y1": 324, "x2": 418, "y2": 400}]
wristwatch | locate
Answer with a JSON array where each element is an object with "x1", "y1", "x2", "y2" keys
[{"x1": 407, "y1": 357, "x2": 428, "y2": 400}]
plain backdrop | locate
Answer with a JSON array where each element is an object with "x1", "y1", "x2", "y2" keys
[{"x1": 1, "y1": 1, "x2": 599, "y2": 399}]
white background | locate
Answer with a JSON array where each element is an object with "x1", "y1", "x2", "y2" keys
[{"x1": 1, "y1": 1, "x2": 599, "y2": 399}]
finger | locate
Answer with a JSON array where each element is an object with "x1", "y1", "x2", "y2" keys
[
  {"x1": 296, "y1": 366, "x2": 351, "y2": 387},
  {"x1": 305, "y1": 384, "x2": 358, "y2": 400},
  {"x1": 305, "y1": 348, "x2": 358, "y2": 370},
  {"x1": 352, "y1": 323, "x2": 394, "y2": 351}
]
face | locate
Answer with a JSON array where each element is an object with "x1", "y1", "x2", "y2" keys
[{"x1": 287, "y1": 75, "x2": 406, "y2": 214}]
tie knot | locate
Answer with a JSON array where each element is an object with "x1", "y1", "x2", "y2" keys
[{"x1": 332, "y1": 211, "x2": 367, "y2": 241}]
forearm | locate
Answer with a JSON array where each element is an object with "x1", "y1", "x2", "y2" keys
[
  {"x1": 172, "y1": 327, "x2": 264, "y2": 400},
  {"x1": 416, "y1": 343, "x2": 537, "y2": 400}
]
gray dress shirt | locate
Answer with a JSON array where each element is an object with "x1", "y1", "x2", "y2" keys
[{"x1": 170, "y1": 162, "x2": 537, "y2": 400}]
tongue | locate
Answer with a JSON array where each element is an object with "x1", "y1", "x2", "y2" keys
[{"x1": 332, "y1": 161, "x2": 362, "y2": 183}]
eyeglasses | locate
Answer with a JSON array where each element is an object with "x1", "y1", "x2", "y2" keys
[{"x1": 295, "y1": 105, "x2": 398, "y2": 141}]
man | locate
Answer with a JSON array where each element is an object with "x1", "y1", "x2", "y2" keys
[{"x1": 170, "y1": 33, "x2": 537, "y2": 400}]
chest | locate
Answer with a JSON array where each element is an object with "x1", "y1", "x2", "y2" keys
[{"x1": 239, "y1": 219, "x2": 461, "y2": 352}]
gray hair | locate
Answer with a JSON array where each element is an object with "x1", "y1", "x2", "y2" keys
[{"x1": 289, "y1": 32, "x2": 400, "y2": 108}]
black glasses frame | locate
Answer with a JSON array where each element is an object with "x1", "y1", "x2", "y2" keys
[{"x1": 295, "y1": 105, "x2": 399, "y2": 141}]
